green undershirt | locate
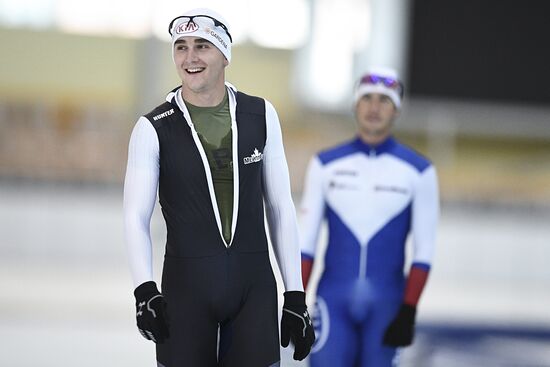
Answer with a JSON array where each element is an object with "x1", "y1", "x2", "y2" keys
[{"x1": 185, "y1": 91, "x2": 233, "y2": 244}]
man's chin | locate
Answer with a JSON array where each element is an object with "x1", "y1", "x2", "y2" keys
[{"x1": 361, "y1": 127, "x2": 390, "y2": 138}]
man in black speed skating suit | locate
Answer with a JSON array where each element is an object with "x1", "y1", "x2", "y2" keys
[{"x1": 123, "y1": 7, "x2": 314, "y2": 367}]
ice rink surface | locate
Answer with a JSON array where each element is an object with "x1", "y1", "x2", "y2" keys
[{"x1": 1, "y1": 183, "x2": 549, "y2": 366}]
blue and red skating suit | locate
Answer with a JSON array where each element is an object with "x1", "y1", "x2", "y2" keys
[{"x1": 300, "y1": 136, "x2": 439, "y2": 367}]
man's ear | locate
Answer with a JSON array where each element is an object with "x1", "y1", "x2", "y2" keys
[
  {"x1": 223, "y1": 58, "x2": 229, "y2": 67},
  {"x1": 393, "y1": 105, "x2": 401, "y2": 118}
]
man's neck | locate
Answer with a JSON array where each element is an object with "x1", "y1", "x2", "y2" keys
[
  {"x1": 181, "y1": 84, "x2": 226, "y2": 107},
  {"x1": 358, "y1": 131, "x2": 391, "y2": 147}
]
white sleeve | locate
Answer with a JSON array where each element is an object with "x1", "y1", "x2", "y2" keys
[
  {"x1": 411, "y1": 165, "x2": 439, "y2": 266},
  {"x1": 262, "y1": 100, "x2": 304, "y2": 292},
  {"x1": 299, "y1": 156, "x2": 325, "y2": 258},
  {"x1": 123, "y1": 117, "x2": 160, "y2": 288}
]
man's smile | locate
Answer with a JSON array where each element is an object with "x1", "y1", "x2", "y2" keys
[{"x1": 186, "y1": 67, "x2": 205, "y2": 74}]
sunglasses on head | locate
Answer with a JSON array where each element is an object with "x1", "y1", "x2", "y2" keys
[
  {"x1": 168, "y1": 14, "x2": 233, "y2": 43},
  {"x1": 360, "y1": 74, "x2": 403, "y2": 97},
  {"x1": 360, "y1": 74, "x2": 400, "y2": 88}
]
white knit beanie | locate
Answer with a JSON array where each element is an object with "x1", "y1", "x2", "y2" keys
[{"x1": 354, "y1": 66, "x2": 403, "y2": 109}]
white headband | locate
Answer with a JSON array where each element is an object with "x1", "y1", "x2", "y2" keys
[{"x1": 169, "y1": 8, "x2": 232, "y2": 63}]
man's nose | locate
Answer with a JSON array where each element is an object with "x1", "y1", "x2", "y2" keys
[
  {"x1": 185, "y1": 48, "x2": 199, "y2": 62},
  {"x1": 368, "y1": 99, "x2": 381, "y2": 111}
]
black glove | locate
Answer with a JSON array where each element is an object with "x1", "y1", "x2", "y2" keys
[
  {"x1": 134, "y1": 281, "x2": 169, "y2": 343},
  {"x1": 383, "y1": 303, "x2": 416, "y2": 347},
  {"x1": 281, "y1": 291, "x2": 315, "y2": 361}
]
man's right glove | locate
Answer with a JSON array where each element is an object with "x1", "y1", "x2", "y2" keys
[
  {"x1": 281, "y1": 291, "x2": 315, "y2": 361},
  {"x1": 134, "y1": 281, "x2": 169, "y2": 343},
  {"x1": 383, "y1": 303, "x2": 416, "y2": 347}
]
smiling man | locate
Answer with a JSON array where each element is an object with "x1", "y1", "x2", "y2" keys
[
  {"x1": 123, "y1": 8, "x2": 314, "y2": 367},
  {"x1": 300, "y1": 67, "x2": 440, "y2": 367}
]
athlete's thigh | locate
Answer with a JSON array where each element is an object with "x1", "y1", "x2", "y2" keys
[
  {"x1": 359, "y1": 300, "x2": 401, "y2": 367},
  {"x1": 156, "y1": 311, "x2": 218, "y2": 367},
  {"x1": 309, "y1": 293, "x2": 358, "y2": 367},
  {"x1": 157, "y1": 256, "x2": 219, "y2": 367},
  {"x1": 217, "y1": 254, "x2": 280, "y2": 367}
]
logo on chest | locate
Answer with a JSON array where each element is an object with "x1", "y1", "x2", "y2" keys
[
  {"x1": 374, "y1": 185, "x2": 409, "y2": 195},
  {"x1": 329, "y1": 180, "x2": 359, "y2": 190},
  {"x1": 328, "y1": 169, "x2": 359, "y2": 190},
  {"x1": 243, "y1": 148, "x2": 263, "y2": 165}
]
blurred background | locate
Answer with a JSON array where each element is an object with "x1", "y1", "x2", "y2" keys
[{"x1": 1, "y1": 0, "x2": 550, "y2": 366}]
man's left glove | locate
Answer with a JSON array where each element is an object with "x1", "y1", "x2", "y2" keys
[
  {"x1": 134, "y1": 281, "x2": 170, "y2": 343},
  {"x1": 383, "y1": 303, "x2": 416, "y2": 347},
  {"x1": 281, "y1": 291, "x2": 315, "y2": 361}
]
